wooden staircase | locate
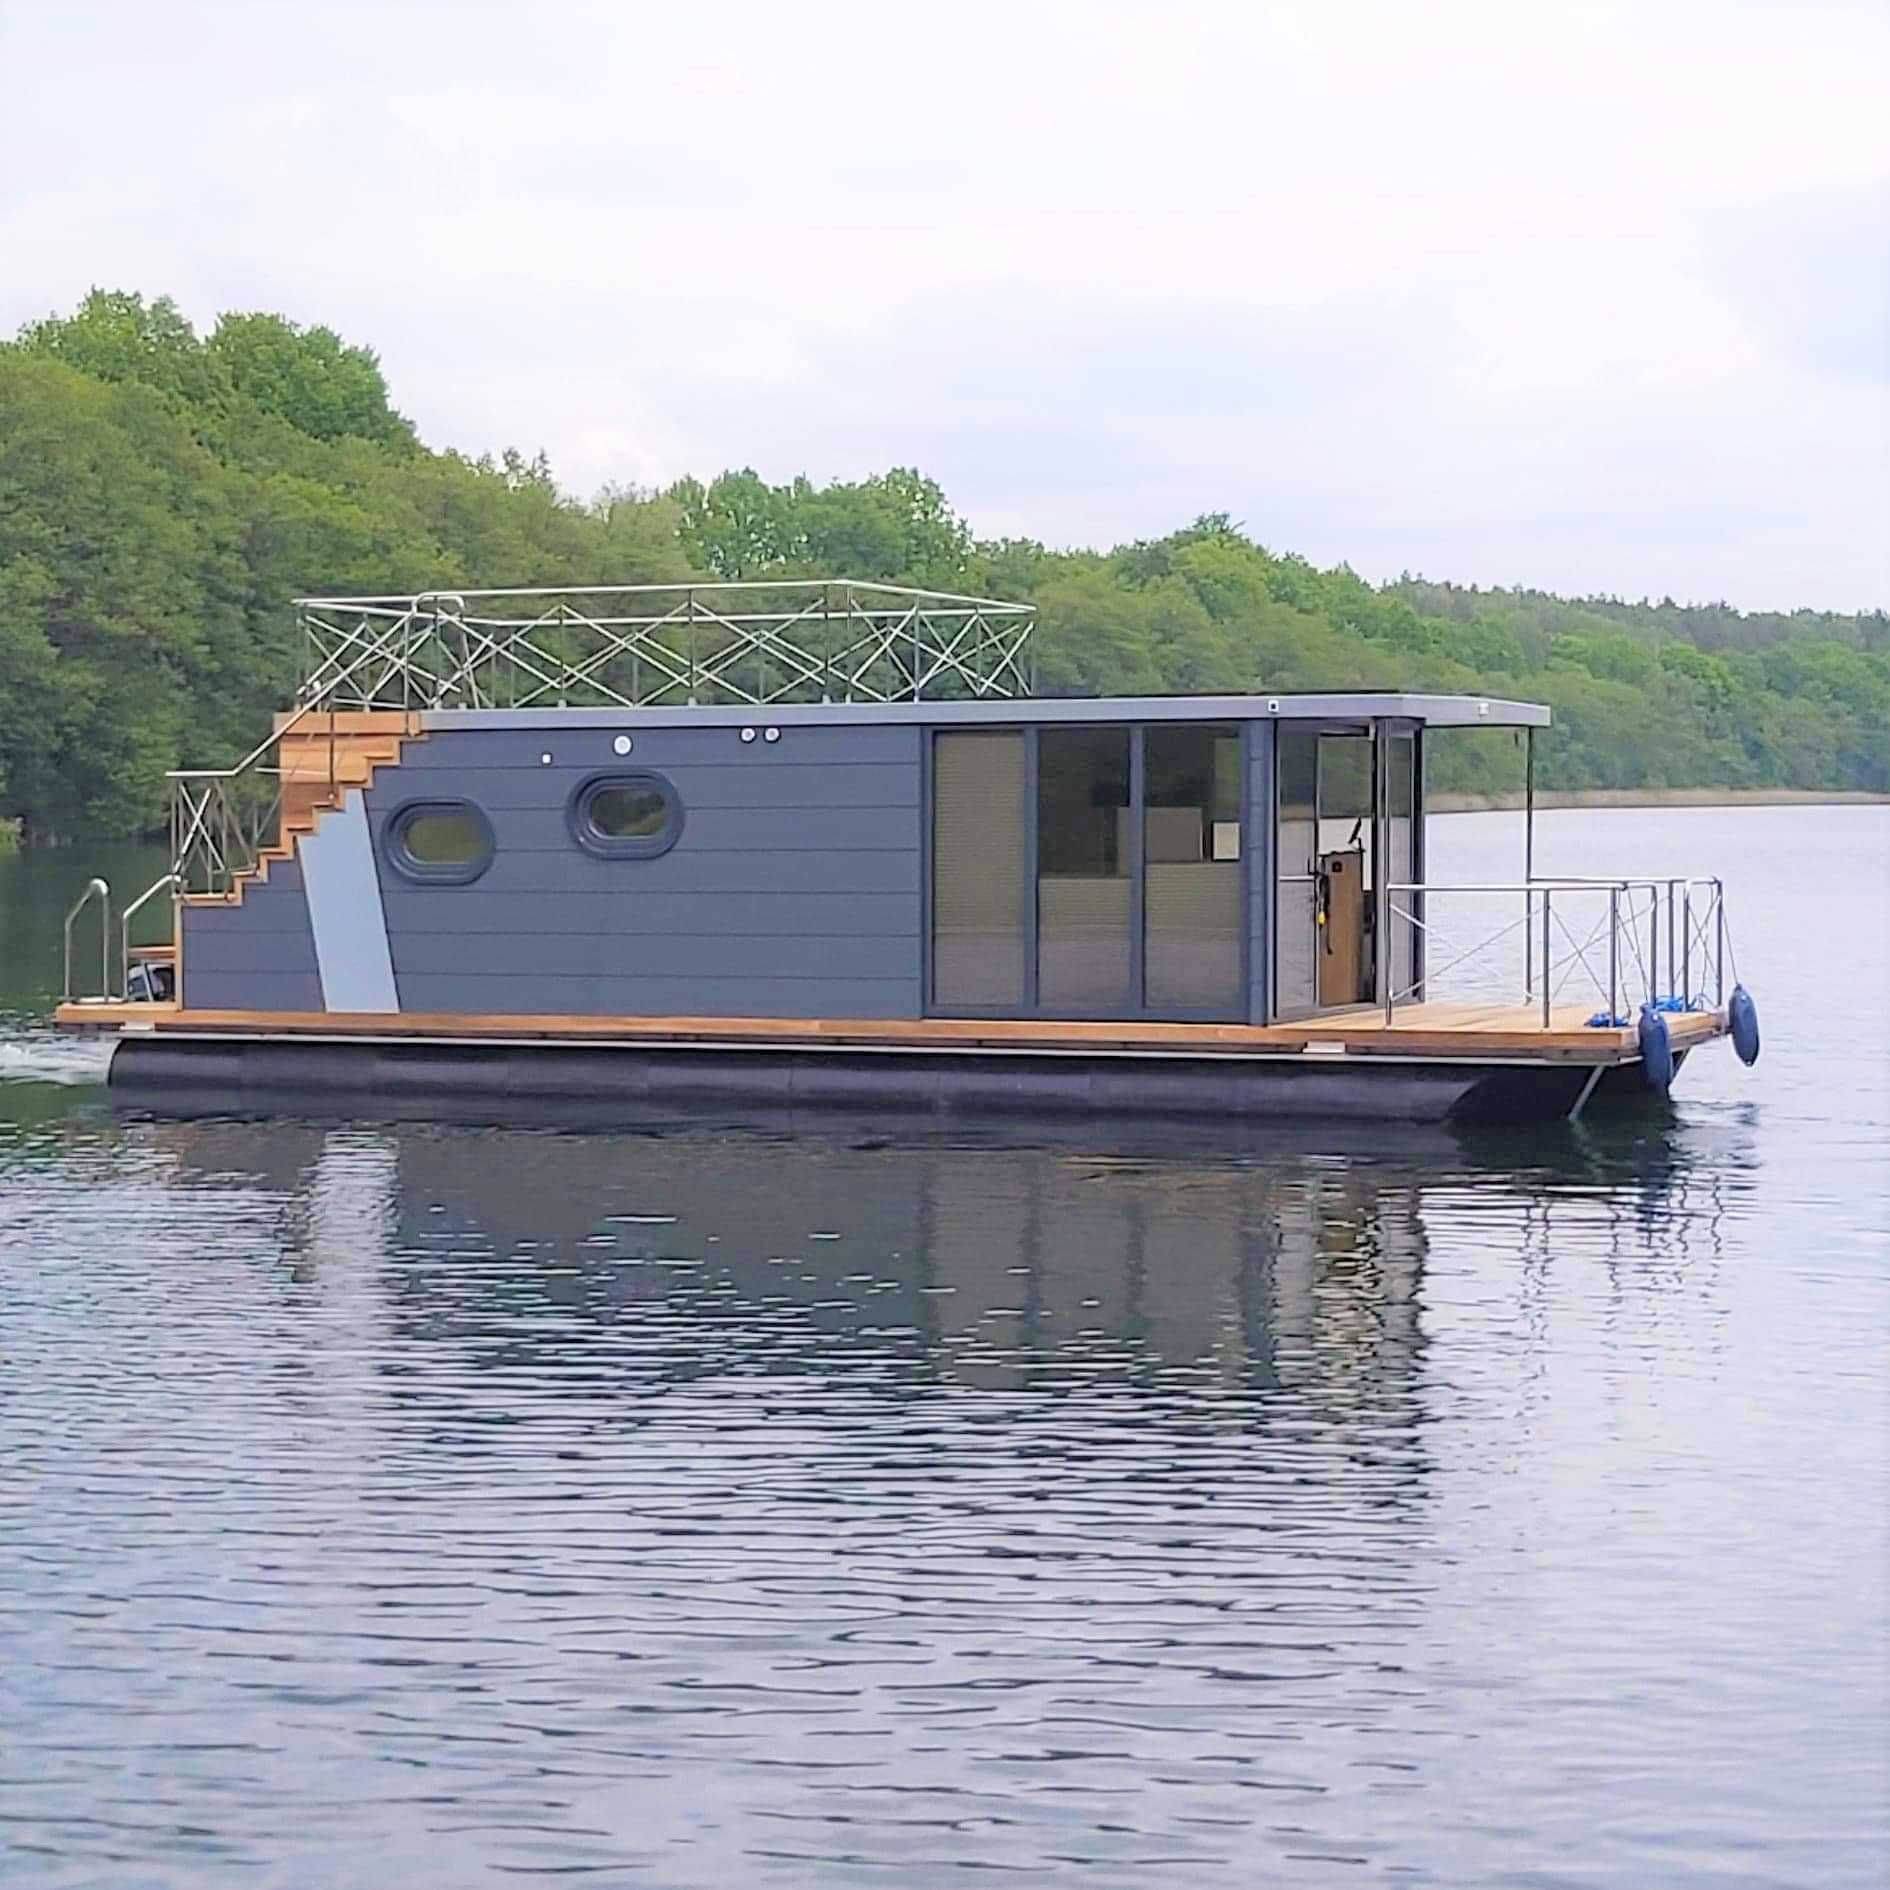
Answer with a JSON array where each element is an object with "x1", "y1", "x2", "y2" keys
[{"x1": 182, "y1": 710, "x2": 422, "y2": 907}]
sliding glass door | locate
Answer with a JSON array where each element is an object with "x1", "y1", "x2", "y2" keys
[
  {"x1": 1143, "y1": 724, "x2": 1242, "y2": 1011},
  {"x1": 931, "y1": 724, "x2": 1245, "y2": 1020},
  {"x1": 1037, "y1": 727, "x2": 1133, "y2": 1010},
  {"x1": 1272, "y1": 719, "x2": 1421, "y2": 1018}
]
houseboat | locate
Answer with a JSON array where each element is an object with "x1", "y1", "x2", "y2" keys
[{"x1": 55, "y1": 581, "x2": 1757, "y2": 1122}]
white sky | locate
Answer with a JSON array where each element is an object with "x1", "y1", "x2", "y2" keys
[{"x1": 2, "y1": 0, "x2": 1885, "y2": 610}]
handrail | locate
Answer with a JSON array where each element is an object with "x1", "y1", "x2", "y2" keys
[
  {"x1": 162, "y1": 678, "x2": 352, "y2": 897},
  {"x1": 62, "y1": 878, "x2": 112, "y2": 1002},
  {"x1": 1381, "y1": 876, "x2": 1732, "y2": 1029},
  {"x1": 120, "y1": 873, "x2": 180, "y2": 996},
  {"x1": 294, "y1": 578, "x2": 1035, "y2": 611}
]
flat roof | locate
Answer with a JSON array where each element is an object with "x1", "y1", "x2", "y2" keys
[{"x1": 422, "y1": 692, "x2": 1551, "y2": 732}]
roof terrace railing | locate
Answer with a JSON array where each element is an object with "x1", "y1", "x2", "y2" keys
[{"x1": 293, "y1": 580, "x2": 1037, "y2": 712}]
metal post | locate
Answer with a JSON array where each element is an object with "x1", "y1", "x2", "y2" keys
[
  {"x1": 1609, "y1": 887, "x2": 1619, "y2": 1023},
  {"x1": 844, "y1": 584, "x2": 856, "y2": 704},
  {"x1": 1384, "y1": 895, "x2": 1396, "y2": 1028},
  {"x1": 1648, "y1": 894, "x2": 1658, "y2": 1007},
  {"x1": 822, "y1": 586, "x2": 834, "y2": 703},
  {"x1": 1665, "y1": 879, "x2": 1676, "y2": 1001},
  {"x1": 687, "y1": 590, "x2": 698, "y2": 705},
  {"x1": 1541, "y1": 887, "x2": 1552, "y2": 1028},
  {"x1": 1715, "y1": 881, "x2": 1725, "y2": 1006},
  {"x1": 1523, "y1": 726, "x2": 1536, "y2": 1001},
  {"x1": 1681, "y1": 885, "x2": 1692, "y2": 1005}
]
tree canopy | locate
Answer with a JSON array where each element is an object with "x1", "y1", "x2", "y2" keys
[{"x1": 1, "y1": 290, "x2": 1883, "y2": 841}]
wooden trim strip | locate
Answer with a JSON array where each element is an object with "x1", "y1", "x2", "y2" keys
[{"x1": 54, "y1": 1000, "x2": 1728, "y2": 1065}]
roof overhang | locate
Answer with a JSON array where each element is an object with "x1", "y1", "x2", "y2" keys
[{"x1": 421, "y1": 692, "x2": 1551, "y2": 733}]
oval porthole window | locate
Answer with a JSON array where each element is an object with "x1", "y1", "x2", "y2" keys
[
  {"x1": 384, "y1": 799, "x2": 495, "y2": 885},
  {"x1": 569, "y1": 771, "x2": 683, "y2": 859}
]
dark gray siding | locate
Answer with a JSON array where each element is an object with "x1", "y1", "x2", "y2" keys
[
  {"x1": 180, "y1": 858, "x2": 324, "y2": 1011},
  {"x1": 1245, "y1": 721, "x2": 1275, "y2": 1025},
  {"x1": 364, "y1": 723, "x2": 923, "y2": 1018}
]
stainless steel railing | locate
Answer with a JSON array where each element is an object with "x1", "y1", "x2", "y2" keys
[
  {"x1": 1383, "y1": 876, "x2": 1729, "y2": 1028},
  {"x1": 120, "y1": 873, "x2": 180, "y2": 996},
  {"x1": 167, "y1": 684, "x2": 350, "y2": 897},
  {"x1": 296, "y1": 580, "x2": 1038, "y2": 711},
  {"x1": 62, "y1": 878, "x2": 112, "y2": 1002}
]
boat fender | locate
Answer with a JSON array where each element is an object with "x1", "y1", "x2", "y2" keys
[
  {"x1": 1638, "y1": 1003, "x2": 1674, "y2": 1092},
  {"x1": 1728, "y1": 983, "x2": 1760, "y2": 1066}
]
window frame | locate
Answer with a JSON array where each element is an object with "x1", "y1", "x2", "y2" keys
[
  {"x1": 382, "y1": 798, "x2": 496, "y2": 886},
  {"x1": 566, "y1": 769, "x2": 685, "y2": 860}
]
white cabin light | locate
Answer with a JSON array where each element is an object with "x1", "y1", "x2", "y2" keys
[
  {"x1": 613, "y1": 734, "x2": 633, "y2": 756},
  {"x1": 740, "y1": 727, "x2": 757, "y2": 743}
]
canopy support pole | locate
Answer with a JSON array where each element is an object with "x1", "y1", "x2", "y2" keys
[{"x1": 1523, "y1": 726, "x2": 1536, "y2": 998}]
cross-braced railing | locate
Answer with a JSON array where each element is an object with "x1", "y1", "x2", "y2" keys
[
  {"x1": 295, "y1": 581, "x2": 1037, "y2": 711},
  {"x1": 165, "y1": 685, "x2": 355, "y2": 898},
  {"x1": 1383, "y1": 877, "x2": 1733, "y2": 1028}
]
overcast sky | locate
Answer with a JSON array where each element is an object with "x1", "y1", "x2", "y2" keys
[{"x1": 2, "y1": 0, "x2": 1885, "y2": 610}]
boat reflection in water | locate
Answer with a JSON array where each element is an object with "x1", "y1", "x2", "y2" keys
[{"x1": 107, "y1": 1083, "x2": 1734, "y2": 1405}]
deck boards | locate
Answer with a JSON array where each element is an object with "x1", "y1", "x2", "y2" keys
[{"x1": 53, "y1": 999, "x2": 1728, "y2": 1065}]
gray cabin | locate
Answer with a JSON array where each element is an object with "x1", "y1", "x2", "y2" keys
[{"x1": 177, "y1": 689, "x2": 1539, "y2": 1028}]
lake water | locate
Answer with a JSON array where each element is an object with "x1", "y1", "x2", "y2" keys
[{"x1": 1, "y1": 806, "x2": 1886, "y2": 1888}]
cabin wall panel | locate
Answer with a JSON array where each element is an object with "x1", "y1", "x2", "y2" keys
[
  {"x1": 401, "y1": 726, "x2": 925, "y2": 770},
  {"x1": 181, "y1": 965, "x2": 326, "y2": 1012},
  {"x1": 398, "y1": 973, "x2": 921, "y2": 1019},
  {"x1": 375, "y1": 848, "x2": 920, "y2": 899},
  {"x1": 374, "y1": 761, "x2": 918, "y2": 812},
  {"x1": 184, "y1": 915, "x2": 321, "y2": 975},
  {"x1": 181, "y1": 873, "x2": 322, "y2": 1011},
  {"x1": 388, "y1": 930, "x2": 913, "y2": 982},
  {"x1": 362, "y1": 723, "x2": 925, "y2": 1018},
  {"x1": 379, "y1": 889, "x2": 919, "y2": 937},
  {"x1": 364, "y1": 802, "x2": 916, "y2": 855},
  {"x1": 208, "y1": 887, "x2": 316, "y2": 932}
]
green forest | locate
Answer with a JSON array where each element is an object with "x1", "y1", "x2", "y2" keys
[{"x1": 2, "y1": 290, "x2": 1885, "y2": 845}]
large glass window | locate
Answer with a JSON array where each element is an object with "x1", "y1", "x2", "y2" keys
[
  {"x1": 928, "y1": 720, "x2": 1254, "y2": 1022},
  {"x1": 1144, "y1": 724, "x2": 1242, "y2": 1010},
  {"x1": 1037, "y1": 727, "x2": 1132, "y2": 1010},
  {"x1": 932, "y1": 732, "x2": 1027, "y2": 1007}
]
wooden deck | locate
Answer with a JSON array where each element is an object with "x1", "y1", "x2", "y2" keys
[{"x1": 53, "y1": 1000, "x2": 1728, "y2": 1066}]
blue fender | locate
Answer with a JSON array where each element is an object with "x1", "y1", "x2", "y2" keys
[
  {"x1": 1728, "y1": 984, "x2": 1761, "y2": 1066},
  {"x1": 1638, "y1": 1003, "x2": 1675, "y2": 1092}
]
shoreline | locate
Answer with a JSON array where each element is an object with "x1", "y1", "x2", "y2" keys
[{"x1": 1429, "y1": 786, "x2": 1890, "y2": 814}]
